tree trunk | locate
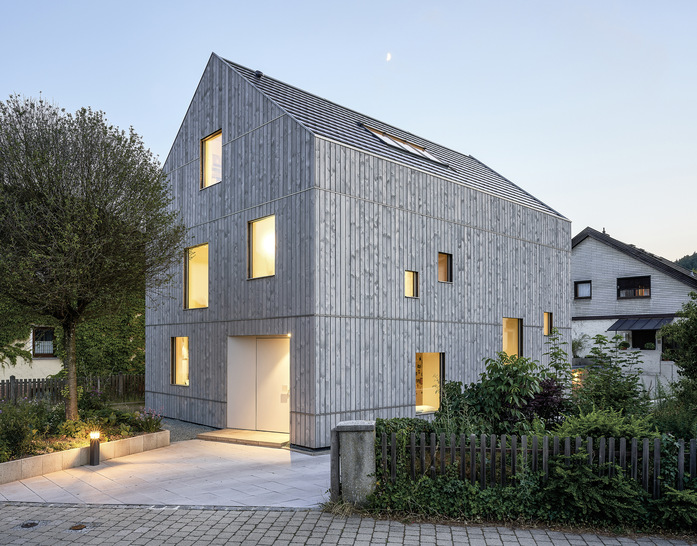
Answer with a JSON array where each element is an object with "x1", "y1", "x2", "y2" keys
[{"x1": 64, "y1": 319, "x2": 79, "y2": 420}]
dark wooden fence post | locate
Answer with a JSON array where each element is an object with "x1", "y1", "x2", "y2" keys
[
  {"x1": 9, "y1": 375, "x2": 17, "y2": 404},
  {"x1": 653, "y1": 438, "x2": 661, "y2": 499}
]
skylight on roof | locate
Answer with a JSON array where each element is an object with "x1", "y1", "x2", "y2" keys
[{"x1": 364, "y1": 125, "x2": 446, "y2": 165}]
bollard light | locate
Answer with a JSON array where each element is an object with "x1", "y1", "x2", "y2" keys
[{"x1": 89, "y1": 431, "x2": 100, "y2": 466}]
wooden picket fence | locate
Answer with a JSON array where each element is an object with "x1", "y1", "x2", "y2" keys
[
  {"x1": 378, "y1": 432, "x2": 697, "y2": 499},
  {"x1": 0, "y1": 374, "x2": 145, "y2": 404}
]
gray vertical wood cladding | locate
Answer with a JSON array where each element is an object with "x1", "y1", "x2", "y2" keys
[
  {"x1": 146, "y1": 55, "x2": 317, "y2": 446},
  {"x1": 148, "y1": 54, "x2": 571, "y2": 449},
  {"x1": 312, "y1": 139, "x2": 571, "y2": 447}
]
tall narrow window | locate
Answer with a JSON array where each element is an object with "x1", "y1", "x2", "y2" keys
[
  {"x1": 184, "y1": 243, "x2": 209, "y2": 309},
  {"x1": 32, "y1": 327, "x2": 55, "y2": 357},
  {"x1": 503, "y1": 318, "x2": 523, "y2": 356},
  {"x1": 543, "y1": 312, "x2": 553, "y2": 336},
  {"x1": 405, "y1": 270, "x2": 419, "y2": 298},
  {"x1": 201, "y1": 130, "x2": 222, "y2": 188},
  {"x1": 249, "y1": 215, "x2": 275, "y2": 278},
  {"x1": 416, "y1": 352, "x2": 443, "y2": 414},
  {"x1": 438, "y1": 252, "x2": 452, "y2": 283},
  {"x1": 171, "y1": 337, "x2": 190, "y2": 386}
]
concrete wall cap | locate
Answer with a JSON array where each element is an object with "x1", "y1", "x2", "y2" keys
[{"x1": 335, "y1": 420, "x2": 376, "y2": 432}]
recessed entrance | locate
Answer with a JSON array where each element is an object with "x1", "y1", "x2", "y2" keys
[{"x1": 227, "y1": 336, "x2": 290, "y2": 433}]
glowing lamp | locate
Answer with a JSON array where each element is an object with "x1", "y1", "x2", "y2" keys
[{"x1": 89, "y1": 431, "x2": 101, "y2": 466}]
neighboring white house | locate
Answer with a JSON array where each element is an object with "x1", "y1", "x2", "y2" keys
[
  {"x1": 572, "y1": 227, "x2": 697, "y2": 390},
  {"x1": 0, "y1": 326, "x2": 62, "y2": 380}
]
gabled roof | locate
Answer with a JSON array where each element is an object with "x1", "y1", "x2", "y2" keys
[
  {"x1": 572, "y1": 227, "x2": 697, "y2": 290},
  {"x1": 219, "y1": 55, "x2": 565, "y2": 219}
]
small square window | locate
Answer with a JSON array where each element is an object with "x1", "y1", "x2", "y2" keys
[
  {"x1": 617, "y1": 276, "x2": 651, "y2": 299},
  {"x1": 574, "y1": 281, "x2": 592, "y2": 299},
  {"x1": 543, "y1": 312, "x2": 553, "y2": 336},
  {"x1": 171, "y1": 337, "x2": 190, "y2": 386},
  {"x1": 503, "y1": 317, "x2": 523, "y2": 357},
  {"x1": 32, "y1": 327, "x2": 55, "y2": 358},
  {"x1": 184, "y1": 243, "x2": 209, "y2": 309},
  {"x1": 438, "y1": 253, "x2": 452, "y2": 283},
  {"x1": 405, "y1": 270, "x2": 419, "y2": 298},
  {"x1": 416, "y1": 352, "x2": 444, "y2": 414},
  {"x1": 249, "y1": 215, "x2": 276, "y2": 278},
  {"x1": 201, "y1": 130, "x2": 222, "y2": 188}
]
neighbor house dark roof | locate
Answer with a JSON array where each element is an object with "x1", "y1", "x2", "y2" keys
[
  {"x1": 572, "y1": 227, "x2": 697, "y2": 290},
  {"x1": 220, "y1": 56, "x2": 565, "y2": 219}
]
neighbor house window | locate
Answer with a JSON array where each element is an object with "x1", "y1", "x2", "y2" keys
[
  {"x1": 171, "y1": 337, "x2": 190, "y2": 386},
  {"x1": 249, "y1": 215, "x2": 275, "y2": 278},
  {"x1": 438, "y1": 252, "x2": 452, "y2": 283},
  {"x1": 503, "y1": 318, "x2": 523, "y2": 357},
  {"x1": 405, "y1": 270, "x2": 419, "y2": 298},
  {"x1": 201, "y1": 130, "x2": 222, "y2": 188},
  {"x1": 574, "y1": 281, "x2": 592, "y2": 299},
  {"x1": 416, "y1": 352, "x2": 443, "y2": 414},
  {"x1": 184, "y1": 243, "x2": 209, "y2": 309},
  {"x1": 632, "y1": 330, "x2": 656, "y2": 350},
  {"x1": 617, "y1": 276, "x2": 651, "y2": 299},
  {"x1": 32, "y1": 327, "x2": 55, "y2": 357},
  {"x1": 543, "y1": 312, "x2": 553, "y2": 336}
]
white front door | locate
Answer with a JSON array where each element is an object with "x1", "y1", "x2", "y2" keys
[{"x1": 227, "y1": 336, "x2": 290, "y2": 434}]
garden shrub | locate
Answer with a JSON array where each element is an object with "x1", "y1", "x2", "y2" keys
[
  {"x1": 131, "y1": 408, "x2": 163, "y2": 433},
  {"x1": 650, "y1": 486, "x2": 697, "y2": 531},
  {"x1": 0, "y1": 400, "x2": 35, "y2": 459},
  {"x1": 78, "y1": 388, "x2": 109, "y2": 412},
  {"x1": 375, "y1": 417, "x2": 433, "y2": 439},
  {"x1": 522, "y1": 377, "x2": 570, "y2": 428},
  {"x1": 552, "y1": 407, "x2": 657, "y2": 440},
  {"x1": 651, "y1": 381, "x2": 697, "y2": 439}
]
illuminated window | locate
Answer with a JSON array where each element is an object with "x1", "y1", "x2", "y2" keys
[
  {"x1": 249, "y1": 215, "x2": 275, "y2": 278},
  {"x1": 543, "y1": 312, "x2": 553, "y2": 336},
  {"x1": 503, "y1": 318, "x2": 522, "y2": 356},
  {"x1": 32, "y1": 327, "x2": 55, "y2": 357},
  {"x1": 416, "y1": 352, "x2": 443, "y2": 414},
  {"x1": 405, "y1": 270, "x2": 419, "y2": 298},
  {"x1": 617, "y1": 276, "x2": 651, "y2": 299},
  {"x1": 438, "y1": 252, "x2": 452, "y2": 283},
  {"x1": 201, "y1": 130, "x2": 222, "y2": 188},
  {"x1": 184, "y1": 243, "x2": 209, "y2": 309},
  {"x1": 171, "y1": 337, "x2": 190, "y2": 386},
  {"x1": 364, "y1": 125, "x2": 446, "y2": 165},
  {"x1": 574, "y1": 281, "x2": 591, "y2": 299}
]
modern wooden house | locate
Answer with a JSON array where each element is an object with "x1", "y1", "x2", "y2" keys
[
  {"x1": 572, "y1": 226, "x2": 697, "y2": 387},
  {"x1": 145, "y1": 53, "x2": 571, "y2": 449}
]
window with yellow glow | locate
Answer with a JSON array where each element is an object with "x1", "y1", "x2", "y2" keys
[
  {"x1": 405, "y1": 270, "x2": 419, "y2": 298},
  {"x1": 416, "y1": 352, "x2": 443, "y2": 414},
  {"x1": 544, "y1": 312, "x2": 553, "y2": 336},
  {"x1": 249, "y1": 215, "x2": 275, "y2": 278},
  {"x1": 503, "y1": 317, "x2": 522, "y2": 356},
  {"x1": 438, "y1": 253, "x2": 452, "y2": 283},
  {"x1": 201, "y1": 131, "x2": 222, "y2": 188},
  {"x1": 184, "y1": 243, "x2": 209, "y2": 309},
  {"x1": 171, "y1": 337, "x2": 190, "y2": 386}
]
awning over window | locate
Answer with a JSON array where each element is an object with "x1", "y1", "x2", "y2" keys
[{"x1": 607, "y1": 317, "x2": 672, "y2": 331}]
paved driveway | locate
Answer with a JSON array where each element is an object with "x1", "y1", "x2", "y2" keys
[{"x1": 0, "y1": 440, "x2": 329, "y2": 508}]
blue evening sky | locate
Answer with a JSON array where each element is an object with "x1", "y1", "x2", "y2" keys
[{"x1": 1, "y1": 1, "x2": 695, "y2": 260}]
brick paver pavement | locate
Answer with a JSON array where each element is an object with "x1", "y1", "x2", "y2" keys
[{"x1": 0, "y1": 502, "x2": 693, "y2": 545}]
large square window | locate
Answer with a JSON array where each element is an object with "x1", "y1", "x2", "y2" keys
[
  {"x1": 438, "y1": 252, "x2": 452, "y2": 283},
  {"x1": 32, "y1": 327, "x2": 55, "y2": 357},
  {"x1": 201, "y1": 130, "x2": 222, "y2": 188},
  {"x1": 184, "y1": 243, "x2": 209, "y2": 309},
  {"x1": 617, "y1": 276, "x2": 651, "y2": 299},
  {"x1": 249, "y1": 215, "x2": 276, "y2": 278},
  {"x1": 503, "y1": 317, "x2": 523, "y2": 357},
  {"x1": 416, "y1": 352, "x2": 443, "y2": 414},
  {"x1": 574, "y1": 281, "x2": 592, "y2": 299},
  {"x1": 171, "y1": 337, "x2": 190, "y2": 386},
  {"x1": 632, "y1": 330, "x2": 656, "y2": 350},
  {"x1": 405, "y1": 270, "x2": 419, "y2": 298}
]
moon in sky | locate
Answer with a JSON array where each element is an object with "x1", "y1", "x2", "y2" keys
[{"x1": 386, "y1": 52, "x2": 392, "y2": 62}]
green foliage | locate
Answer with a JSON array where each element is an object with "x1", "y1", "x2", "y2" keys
[
  {"x1": 572, "y1": 334, "x2": 590, "y2": 358},
  {"x1": 465, "y1": 353, "x2": 543, "y2": 435},
  {"x1": 660, "y1": 291, "x2": 697, "y2": 383},
  {"x1": 0, "y1": 296, "x2": 46, "y2": 368},
  {"x1": 0, "y1": 399, "x2": 35, "y2": 460},
  {"x1": 675, "y1": 252, "x2": 697, "y2": 272},
  {"x1": 543, "y1": 327, "x2": 572, "y2": 389},
  {"x1": 540, "y1": 455, "x2": 648, "y2": 525},
  {"x1": 651, "y1": 381, "x2": 697, "y2": 439},
  {"x1": 432, "y1": 381, "x2": 475, "y2": 436},
  {"x1": 574, "y1": 334, "x2": 649, "y2": 415},
  {"x1": 131, "y1": 408, "x2": 163, "y2": 433},
  {"x1": 651, "y1": 486, "x2": 697, "y2": 530},
  {"x1": 552, "y1": 407, "x2": 657, "y2": 440}
]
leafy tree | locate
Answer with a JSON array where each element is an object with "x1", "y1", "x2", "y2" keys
[
  {"x1": 0, "y1": 296, "x2": 43, "y2": 367},
  {"x1": 0, "y1": 96, "x2": 187, "y2": 419},
  {"x1": 660, "y1": 291, "x2": 697, "y2": 383},
  {"x1": 675, "y1": 252, "x2": 697, "y2": 272}
]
